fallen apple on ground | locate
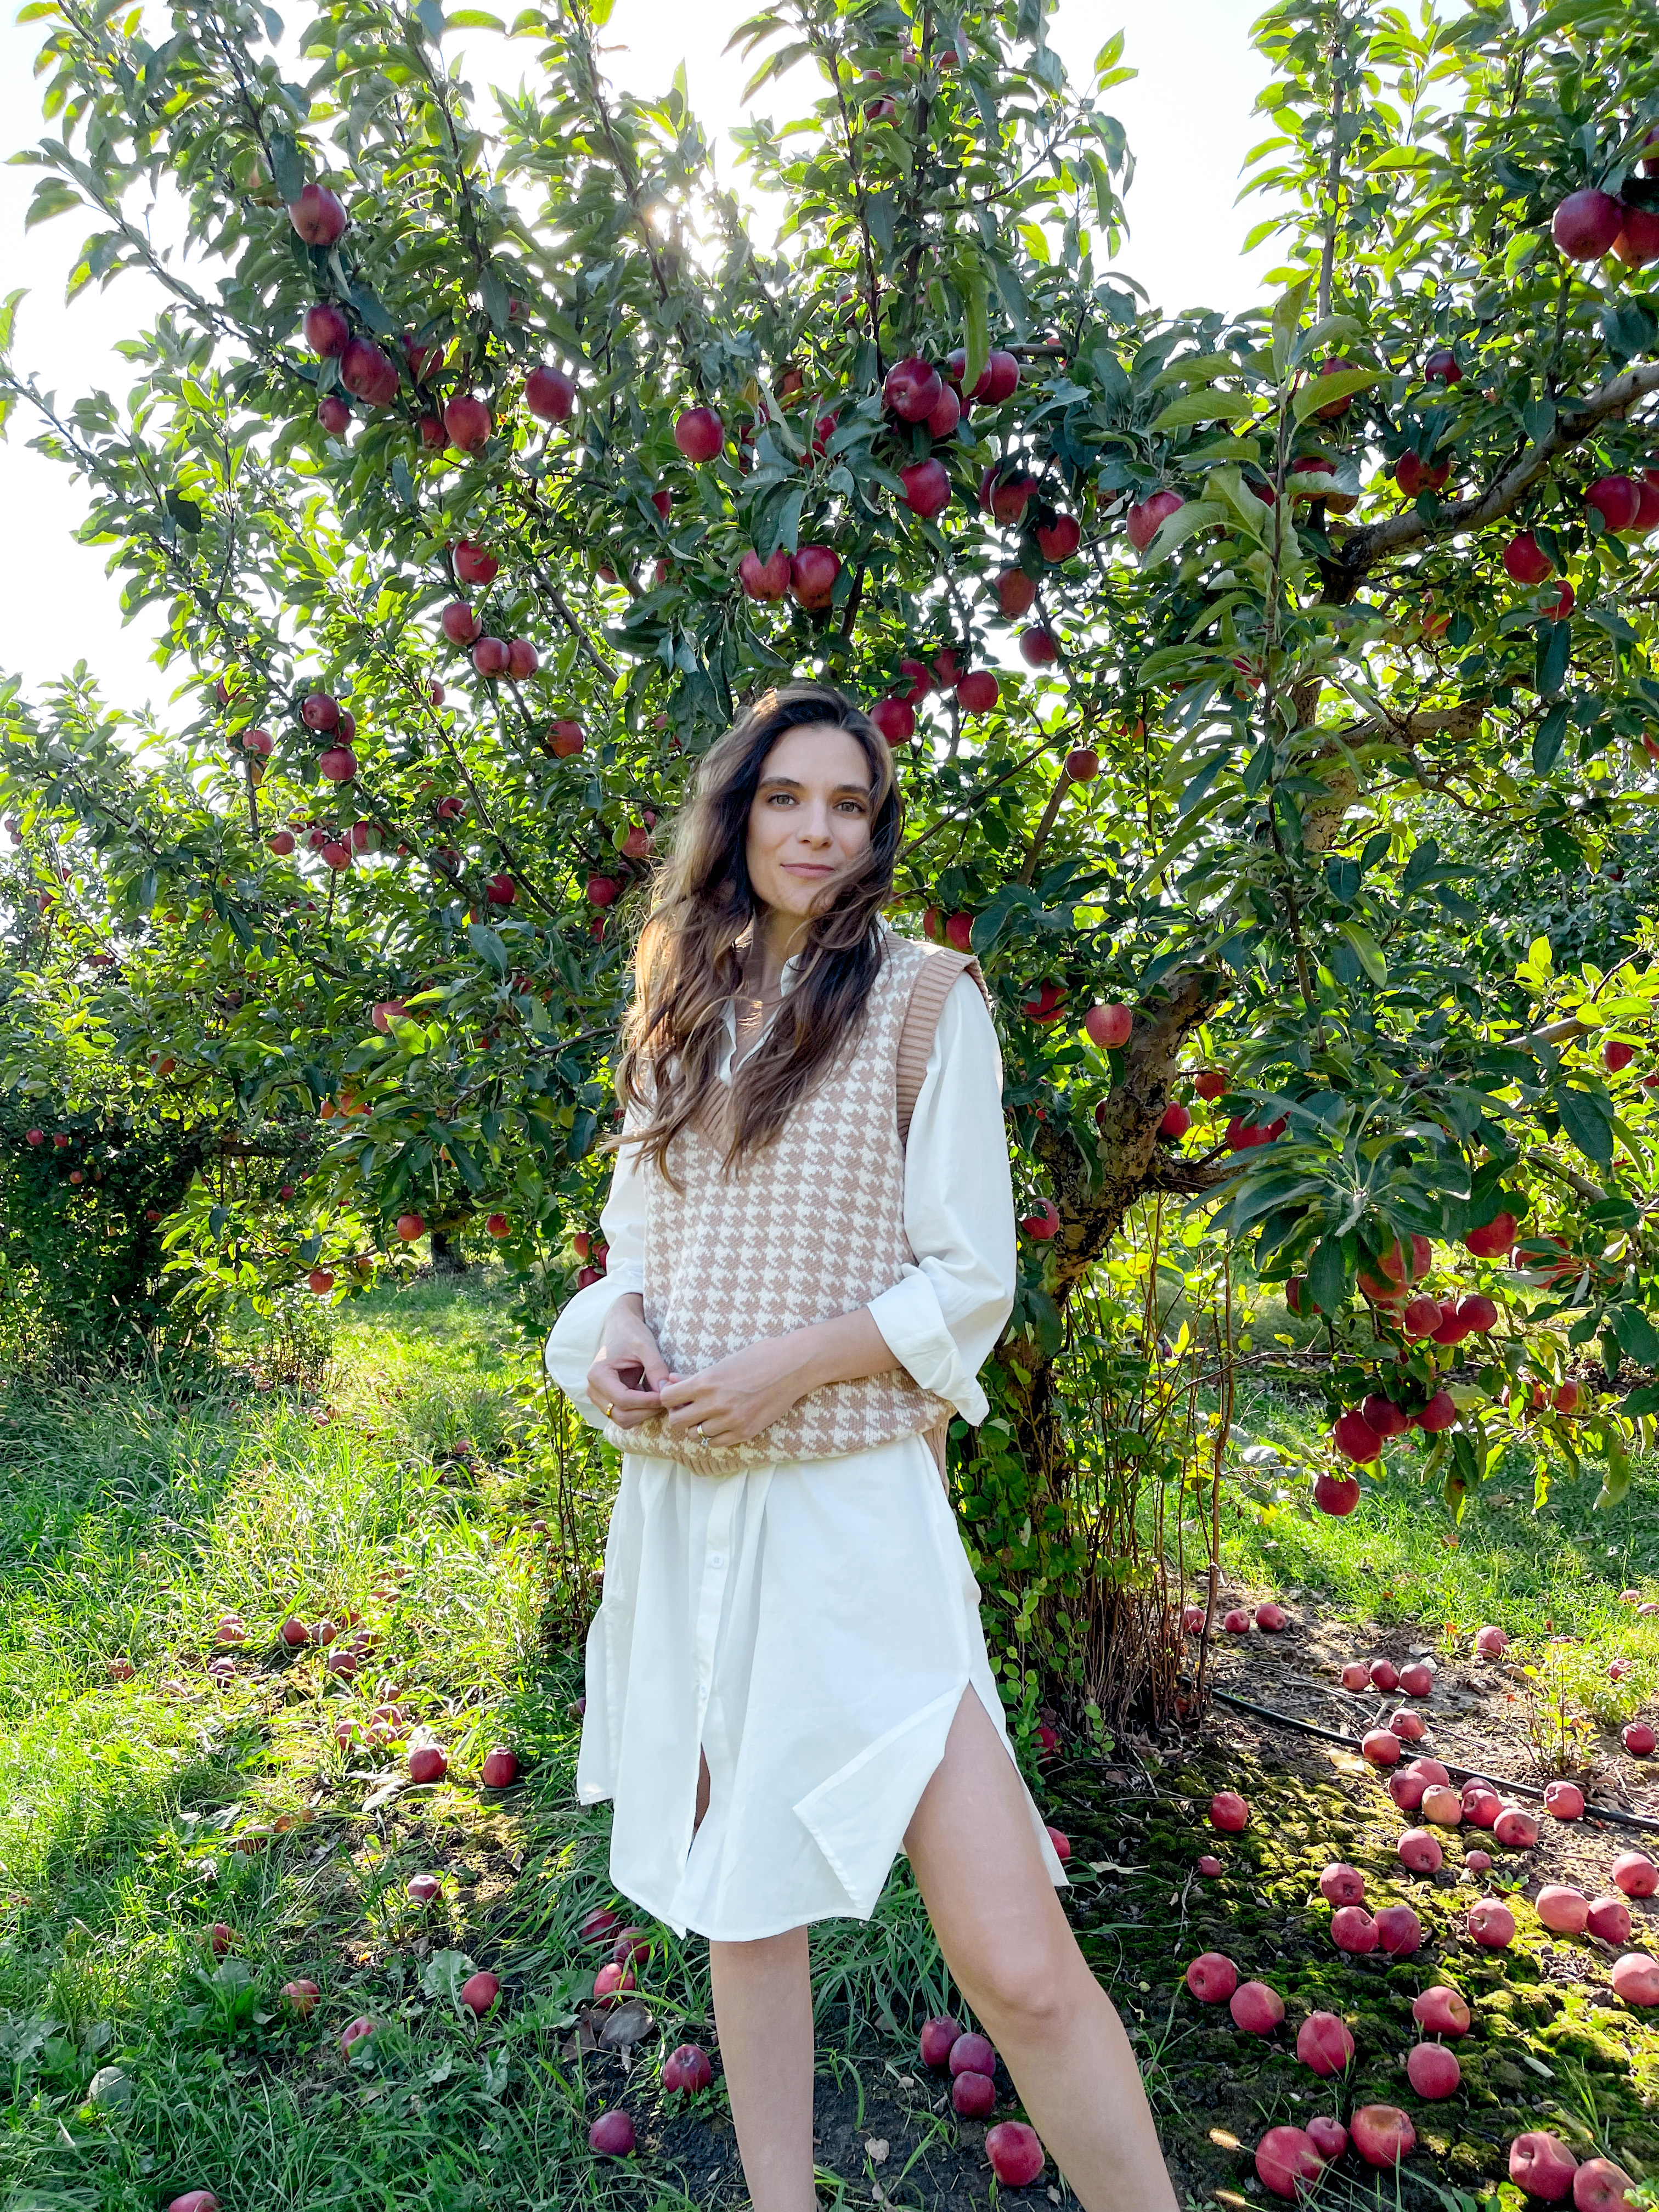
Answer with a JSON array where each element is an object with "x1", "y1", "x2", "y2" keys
[
  {"x1": 1406, "y1": 2041, "x2": 1461, "y2": 2098},
  {"x1": 1509, "y1": 2131, "x2": 1578, "y2": 2202},
  {"x1": 1305, "y1": 2115, "x2": 1347, "y2": 2162},
  {"x1": 589, "y1": 2109, "x2": 635, "y2": 2157},
  {"x1": 1587, "y1": 1894, "x2": 1633, "y2": 1944},
  {"x1": 1611, "y1": 1954, "x2": 1659, "y2": 2006},
  {"x1": 1612, "y1": 1851, "x2": 1658, "y2": 1898},
  {"x1": 1536, "y1": 1884, "x2": 1590, "y2": 1934},
  {"x1": 985, "y1": 2121, "x2": 1046, "y2": 2186},
  {"x1": 1350, "y1": 2106, "x2": 1416, "y2": 2170},
  {"x1": 919, "y1": 2016, "x2": 961, "y2": 2067},
  {"x1": 1544, "y1": 1780, "x2": 1585, "y2": 1820},
  {"x1": 281, "y1": 1978, "x2": 320, "y2": 2016},
  {"x1": 1295, "y1": 2010, "x2": 1355, "y2": 2075},
  {"x1": 663, "y1": 2042, "x2": 714, "y2": 2094},
  {"x1": 1318, "y1": 1863, "x2": 1365, "y2": 1906},
  {"x1": 1330, "y1": 1906, "x2": 1378, "y2": 1954},
  {"x1": 1374, "y1": 1904, "x2": 1423, "y2": 1956},
  {"x1": 460, "y1": 1970, "x2": 499, "y2": 2016},
  {"x1": 1412, "y1": 1985, "x2": 1472, "y2": 2036},
  {"x1": 952, "y1": 2069, "x2": 995, "y2": 2117},
  {"x1": 1229, "y1": 1980, "x2": 1285, "y2": 2035},
  {"x1": 1398, "y1": 1828, "x2": 1443, "y2": 1874},
  {"x1": 1467, "y1": 1898, "x2": 1517, "y2": 1948},
  {"x1": 1197, "y1": 1854, "x2": 1223, "y2": 1877},
  {"x1": 1255, "y1": 2126, "x2": 1324, "y2": 2200},
  {"x1": 1573, "y1": 2158, "x2": 1639, "y2": 2211},
  {"x1": 1185, "y1": 1952, "x2": 1239, "y2": 2002},
  {"x1": 408, "y1": 1743, "x2": 448, "y2": 1784},
  {"x1": 1210, "y1": 1790, "x2": 1250, "y2": 1832}
]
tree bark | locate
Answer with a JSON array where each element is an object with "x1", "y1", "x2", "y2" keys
[{"x1": 430, "y1": 1229, "x2": 469, "y2": 1276}]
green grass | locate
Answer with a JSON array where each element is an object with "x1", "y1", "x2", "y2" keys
[
  {"x1": 5, "y1": 1274, "x2": 1659, "y2": 2211},
  {"x1": 1220, "y1": 1370, "x2": 1659, "y2": 1733},
  {"x1": 0, "y1": 1273, "x2": 979, "y2": 2212}
]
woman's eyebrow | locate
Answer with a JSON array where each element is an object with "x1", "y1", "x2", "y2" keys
[{"x1": 755, "y1": 775, "x2": 872, "y2": 797}]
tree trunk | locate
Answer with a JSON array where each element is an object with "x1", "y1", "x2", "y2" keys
[{"x1": 430, "y1": 1230, "x2": 468, "y2": 1276}]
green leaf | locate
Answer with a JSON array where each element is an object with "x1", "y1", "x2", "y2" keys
[
  {"x1": 1140, "y1": 499, "x2": 1227, "y2": 566},
  {"x1": 266, "y1": 132, "x2": 306, "y2": 204},
  {"x1": 960, "y1": 259, "x2": 990, "y2": 403},
  {"x1": 1335, "y1": 922, "x2": 1388, "y2": 987},
  {"x1": 1307, "y1": 1234, "x2": 1346, "y2": 1315},
  {"x1": 466, "y1": 922, "x2": 509, "y2": 975},
  {"x1": 1531, "y1": 701, "x2": 1568, "y2": 774},
  {"x1": 1291, "y1": 368, "x2": 1378, "y2": 422},
  {"x1": 1149, "y1": 389, "x2": 1258, "y2": 431},
  {"x1": 1611, "y1": 1304, "x2": 1659, "y2": 1367},
  {"x1": 1553, "y1": 1085, "x2": 1614, "y2": 1170}
]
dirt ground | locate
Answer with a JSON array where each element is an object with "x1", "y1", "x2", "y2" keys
[{"x1": 561, "y1": 1582, "x2": 1659, "y2": 2210}]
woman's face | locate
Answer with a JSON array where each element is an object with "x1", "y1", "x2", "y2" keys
[{"x1": 744, "y1": 722, "x2": 876, "y2": 926}]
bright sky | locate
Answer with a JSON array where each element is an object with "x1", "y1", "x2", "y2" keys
[{"x1": 0, "y1": 1, "x2": 1280, "y2": 716}]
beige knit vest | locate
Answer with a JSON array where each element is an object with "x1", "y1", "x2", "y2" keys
[{"x1": 600, "y1": 934, "x2": 986, "y2": 1476}]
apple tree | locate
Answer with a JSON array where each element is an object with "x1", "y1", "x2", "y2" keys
[{"x1": 6, "y1": 0, "x2": 1659, "y2": 1726}]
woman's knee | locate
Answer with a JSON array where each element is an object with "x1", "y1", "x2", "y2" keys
[{"x1": 953, "y1": 1929, "x2": 1082, "y2": 2035}]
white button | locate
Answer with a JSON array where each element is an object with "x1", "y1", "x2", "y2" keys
[{"x1": 708, "y1": 1551, "x2": 725, "y2": 1568}]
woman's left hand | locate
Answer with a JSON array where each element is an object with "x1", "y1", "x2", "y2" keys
[{"x1": 658, "y1": 1336, "x2": 814, "y2": 1447}]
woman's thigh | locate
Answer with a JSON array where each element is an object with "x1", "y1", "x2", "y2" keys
[{"x1": 901, "y1": 1683, "x2": 1080, "y2": 2013}]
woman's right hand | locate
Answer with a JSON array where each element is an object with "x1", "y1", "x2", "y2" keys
[{"x1": 586, "y1": 1293, "x2": 676, "y2": 1427}]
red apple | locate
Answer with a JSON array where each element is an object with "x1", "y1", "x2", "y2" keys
[
  {"x1": 304, "y1": 303, "x2": 350, "y2": 358},
  {"x1": 952, "y1": 2069, "x2": 995, "y2": 2118},
  {"x1": 674, "y1": 406, "x2": 723, "y2": 462},
  {"x1": 1085, "y1": 1002, "x2": 1133, "y2": 1048},
  {"x1": 1330, "y1": 1905, "x2": 1377, "y2": 1953},
  {"x1": 1510, "y1": 2131, "x2": 1579, "y2": 2202},
  {"x1": 1314, "y1": 1473, "x2": 1361, "y2": 1515},
  {"x1": 956, "y1": 669, "x2": 1000, "y2": 712},
  {"x1": 995, "y1": 566, "x2": 1036, "y2": 617},
  {"x1": 985, "y1": 2120, "x2": 1045, "y2": 2186},
  {"x1": 979, "y1": 467, "x2": 1039, "y2": 524},
  {"x1": 1255, "y1": 2127, "x2": 1323, "y2": 2200},
  {"x1": 1395, "y1": 451, "x2": 1451, "y2": 498},
  {"x1": 1256, "y1": 1601, "x2": 1288, "y2": 1632},
  {"x1": 1222, "y1": 1607, "x2": 1251, "y2": 1635},
  {"x1": 408, "y1": 1743, "x2": 448, "y2": 1784},
  {"x1": 1351, "y1": 2106, "x2": 1415, "y2": 2171},
  {"x1": 1197, "y1": 1854, "x2": 1223, "y2": 1877},
  {"x1": 1209, "y1": 1790, "x2": 1249, "y2": 1832},
  {"x1": 1126, "y1": 489, "x2": 1183, "y2": 550},
  {"x1": 924, "y1": 385, "x2": 961, "y2": 438},
  {"x1": 444, "y1": 394, "x2": 492, "y2": 452},
  {"x1": 1398, "y1": 1828, "x2": 1442, "y2": 1874},
  {"x1": 1587, "y1": 1893, "x2": 1632, "y2": 1943},
  {"x1": 1036, "y1": 513, "x2": 1081, "y2": 561},
  {"x1": 1465, "y1": 1848, "x2": 1493, "y2": 1873},
  {"x1": 1465, "y1": 1211, "x2": 1518, "y2": 1257},
  {"x1": 949, "y1": 2030, "x2": 997, "y2": 2077},
  {"x1": 589, "y1": 2109, "x2": 635, "y2": 2157},
  {"x1": 882, "y1": 356, "x2": 944, "y2": 422},
  {"x1": 526, "y1": 365, "x2": 576, "y2": 420},
  {"x1": 789, "y1": 545, "x2": 841, "y2": 610},
  {"x1": 1467, "y1": 1897, "x2": 1516, "y2": 1948},
  {"x1": 1019, "y1": 625, "x2": 1058, "y2": 665},
  {"x1": 1552, "y1": 189, "x2": 1625, "y2": 259},
  {"x1": 1375, "y1": 1904, "x2": 1423, "y2": 1956},
  {"x1": 663, "y1": 2042, "x2": 713, "y2": 2094},
  {"x1": 1424, "y1": 348, "x2": 1463, "y2": 384},
  {"x1": 1544, "y1": 1780, "x2": 1584, "y2": 1821},
  {"x1": 945, "y1": 912, "x2": 974, "y2": 951},
  {"x1": 1182, "y1": 1604, "x2": 1205, "y2": 1633},
  {"x1": 1536, "y1": 1884, "x2": 1589, "y2": 1934},
  {"x1": 1493, "y1": 1803, "x2": 1539, "y2": 1848},
  {"x1": 1306, "y1": 2115, "x2": 1347, "y2": 2162},
  {"x1": 1462, "y1": 1782, "x2": 1501, "y2": 1826},
  {"x1": 167, "y1": 2193, "x2": 219, "y2": 2212},
  {"x1": 1612, "y1": 1850, "x2": 1658, "y2": 1896},
  {"x1": 505, "y1": 637, "x2": 538, "y2": 679},
  {"x1": 1406, "y1": 2042, "x2": 1461, "y2": 2098},
  {"x1": 472, "y1": 636, "x2": 510, "y2": 676},
  {"x1": 281, "y1": 1977, "x2": 321, "y2": 2016},
  {"x1": 1400, "y1": 1661, "x2": 1435, "y2": 1698},
  {"x1": 1319, "y1": 1864, "x2": 1366, "y2": 1906},
  {"x1": 1065, "y1": 746, "x2": 1099, "y2": 781},
  {"x1": 1587, "y1": 475, "x2": 1643, "y2": 533},
  {"x1": 738, "y1": 546, "x2": 791, "y2": 600},
  {"x1": 900, "y1": 458, "x2": 952, "y2": 518},
  {"x1": 316, "y1": 392, "x2": 348, "y2": 430},
  {"x1": 1421, "y1": 1783, "x2": 1463, "y2": 1826},
  {"x1": 341, "y1": 337, "x2": 399, "y2": 405},
  {"x1": 1334, "y1": 1410, "x2": 1383, "y2": 1463},
  {"x1": 1362, "y1": 1729, "x2": 1403, "y2": 1768},
  {"x1": 407, "y1": 1873, "x2": 442, "y2": 1904},
  {"x1": 1184, "y1": 1952, "x2": 1238, "y2": 2002},
  {"x1": 1622, "y1": 1723, "x2": 1656, "y2": 1757},
  {"x1": 481, "y1": 1746, "x2": 518, "y2": 1787},
  {"x1": 318, "y1": 745, "x2": 357, "y2": 783},
  {"x1": 1504, "y1": 529, "x2": 1554, "y2": 584},
  {"x1": 551, "y1": 719, "x2": 585, "y2": 755},
  {"x1": 394, "y1": 1212, "x2": 425, "y2": 1242},
  {"x1": 1417, "y1": 1390, "x2": 1458, "y2": 1433},
  {"x1": 340, "y1": 2015, "x2": 376, "y2": 2057},
  {"x1": 870, "y1": 697, "x2": 915, "y2": 746},
  {"x1": 1296, "y1": 2011, "x2": 1355, "y2": 2076},
  {"x1": 460, "y1": 1970, "x2": 499, "y2": 2016},
  {"x1": 1574, "y1": 2159, "x2": 1639, "y2": 2212},
  {"x1": 919, "y1": 2016, "x2": 962, "y2": 2068},
  {"x1": 1230, "y1": 1980, "x2": 1285, "y2": 2035},
  {"x1": 1413, "y1": 1985, "x2": 1471, "y2": 2036},
  {"x1": 288, "y1": 180, "x2": 347, "y2": 244}
]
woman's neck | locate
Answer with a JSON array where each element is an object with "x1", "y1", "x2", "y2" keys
[{"x1": 746, "y1": 904, "x2": 808, "y2": 995}]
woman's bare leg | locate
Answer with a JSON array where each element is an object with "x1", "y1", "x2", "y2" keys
[
  {"x1": 902, "y1": 1686, "x2": 1180, "y2": 2212},
  {"x1": 697, "y1": 1751, "x2": 818, "y2": 2212}
]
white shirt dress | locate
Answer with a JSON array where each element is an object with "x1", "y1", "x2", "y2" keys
[{"x1": 543, "y1": 964, "x2": 1070, "y2": 1942}]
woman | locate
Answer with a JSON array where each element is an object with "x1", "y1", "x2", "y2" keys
[{"x1": 544, "y1": 682, "x2": 1176, "y2": 2212}]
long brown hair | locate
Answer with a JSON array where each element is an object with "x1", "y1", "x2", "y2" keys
[{"x1": 616, "y1": 682, "x2": 902, "y2": 1178}]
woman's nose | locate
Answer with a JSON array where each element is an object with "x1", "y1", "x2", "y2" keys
[{"x1": 795, "y1": 803, "x2": 834, "y2": 844}]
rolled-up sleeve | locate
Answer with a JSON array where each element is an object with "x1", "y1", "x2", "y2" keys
[
  {"x1": 542, "y1": 1131, "x2": 648, "y2": 1422},
  {"x1": 865, "y1": 972, "x2": 1014, "y2": 1425}
]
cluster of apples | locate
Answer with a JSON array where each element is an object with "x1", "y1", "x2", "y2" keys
[
  {"x1": 579, "y1": 1901, "x2": 712, "y2": 2158},
  {"x1": 915, "y1": 2016, "x2": 1046, "y2": 2180}
]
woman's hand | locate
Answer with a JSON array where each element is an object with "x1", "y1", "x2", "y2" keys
[
  {"x1": 586, "y1": 1294, "x2": 676, "y2": 1427},
  {"x1": 658, "y1": 1307, "x2": 898, "y2": 1447}
]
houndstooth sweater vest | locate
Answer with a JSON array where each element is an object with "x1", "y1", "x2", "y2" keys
[{"x1": 600, "y1": 933, "x2": 981, "y2": 1476}]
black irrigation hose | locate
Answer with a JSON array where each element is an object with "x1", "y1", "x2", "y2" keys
[{"x1": 1211, "y1": 1687, "x2": 1659, "y2": 1840}]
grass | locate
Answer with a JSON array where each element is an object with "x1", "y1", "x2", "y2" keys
[{"x1": 3, "y1": 1272, "x2": 1658, "y2": 2211}]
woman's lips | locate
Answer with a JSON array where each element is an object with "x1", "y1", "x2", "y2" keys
[{"x1": 782, "y1": 862, "x2": 834, "y2": 876}]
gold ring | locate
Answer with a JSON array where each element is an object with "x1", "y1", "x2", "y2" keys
[
  {"x1": 602, "y1": 1401, "x2": 613, "y2": 1418},
  {"x1": 698, "y1": 1421, "x2": 707, "y2": 1437}
]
